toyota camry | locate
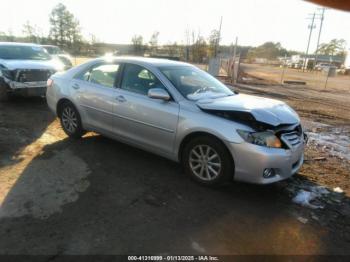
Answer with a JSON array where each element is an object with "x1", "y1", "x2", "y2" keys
[{"x1": 46, "y1": 57, "x2": 306, "y2": 185}]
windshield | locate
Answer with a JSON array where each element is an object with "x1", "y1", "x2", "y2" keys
[
  {"x1": 0, "y1": 45, "x2": 52, "y2": 60},
  {"x1": 159, "y1": 66, "x2": 234, "y2": 100},
  {"x1": 44, "y1": 46, "x2": 63, "y2": 55}
]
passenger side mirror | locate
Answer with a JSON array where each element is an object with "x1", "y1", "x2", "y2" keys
[
  {"x1": 148, "y1": 88, "x2": 171, "y2": 101},
  {"x1": 226, "y1": 84, "x2": 239, "y2": 94}
]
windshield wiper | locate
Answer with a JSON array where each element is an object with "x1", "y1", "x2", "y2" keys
[{"x1": 193, "y1": 86, "x2": 210, "y2": 94}]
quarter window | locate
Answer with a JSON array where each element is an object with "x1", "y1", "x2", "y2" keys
[{"x1": 121, "y1": 64, "x2": 165, "y2": 95}]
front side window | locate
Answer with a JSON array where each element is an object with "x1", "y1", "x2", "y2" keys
[
  {"x1": 77, "y1": 63, "x2": 120, "y2": 88},
  {"x1": 121, "y1": 64, "x2": 165, "y2": 95},
  {"x1": 159, "y1": 66, "x2": 234, "y2": 100},
  {"x1": 44, "y1": 46, "x2": 63, "y2": 55}
]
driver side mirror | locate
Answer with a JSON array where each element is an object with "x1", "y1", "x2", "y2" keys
[
  {"x1": 148, "y1": 88, "x2": 171, "y2": 101},
  {"x1": 226, "y1": 84, "x2": 239, "y2": 94}
]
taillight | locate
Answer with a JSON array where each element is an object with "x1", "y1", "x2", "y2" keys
[{"x1": 47, "y1": 78, "x2": 54, "y2": 88}]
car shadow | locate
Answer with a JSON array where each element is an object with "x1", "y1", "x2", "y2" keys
[
  {"x1": 0, "y1": 133, "x2": 349, "y2": 255},
  {"x1": 0, "y1": 97, "x2": 55, "y2": 169}
]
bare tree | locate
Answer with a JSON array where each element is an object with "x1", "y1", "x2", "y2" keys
[
  {"x1": 149, "y1": 31, "x2": 159, "y2": 55},
  {"x1": 208, "y1": 30, "x2": 220, "y2": 58},
  {"x1": 22, "y1": 21, "x2": 41, "y2": 43},
  {"x1": 131, "y1": 35, "x2": 144, "y2": 55},
  {"x1": 185, "y1": 29, "x2": 208, "y2": 63}
]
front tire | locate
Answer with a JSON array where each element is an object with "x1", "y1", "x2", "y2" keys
[
  {"x1": 59, "y1": 102, "x2": 85, "y2": 138},
  {"x1": 182, "y1": 136, "x2": 234, "y2": 186}
]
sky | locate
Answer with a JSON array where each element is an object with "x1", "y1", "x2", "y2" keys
[{"x1": 0, "y1": 0, "x2": 349, "y2": 52}]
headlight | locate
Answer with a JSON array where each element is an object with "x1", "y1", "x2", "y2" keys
[
  {"x1": 58, "y1": 56, "x2": 73, "y2": 67},
  {"x1": 52, "y1": 58, "x2": 65, "y2": 72},
  {"x1": 0, "y1": 68, "x2": 15, "y2": 80},
  {"x1": 237, "y1": 130, "x2": 282, "y2": 148}
]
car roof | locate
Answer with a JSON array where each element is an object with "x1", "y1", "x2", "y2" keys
[
  {"x1": 0, "y1": 42, "x2": 43, "y2": 47},
  {"x1": 93, "y1": 56, "x2": 192, "y2": 68}
]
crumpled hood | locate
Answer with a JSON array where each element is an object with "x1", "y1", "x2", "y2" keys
[
  {"x1": 0, "y1": 58, "x2": 64, "y2": 71},
  {"x1": 196, "y1": 94, "x2": 300, "y2": 126}
]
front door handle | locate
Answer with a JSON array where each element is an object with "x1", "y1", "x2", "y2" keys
[
  {"x1": 116, "y1": 95, "x2": 126, "y2": 102},
  {"x1": 72, "y1": 83, "x2": 80, "y2": 90}
]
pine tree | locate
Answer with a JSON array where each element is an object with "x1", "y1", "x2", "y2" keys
[{"x1": 49, "y1": 3, "x2": 82, "y2": 52}]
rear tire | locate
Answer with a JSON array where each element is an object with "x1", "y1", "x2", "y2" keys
[
  {"x1": 59, "y1": 102, "x2": 85, "y2": 138},
  {"x1": 182, "y1": 136, "x2": 234, "y2": 186}
]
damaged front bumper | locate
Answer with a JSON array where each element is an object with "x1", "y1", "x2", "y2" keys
[
  {"x1": 227, "y1": 136, "x2": 305, "y2": 184},
  {"x1": 3, "y1": 78, "x2": 47, "y2": 97}
]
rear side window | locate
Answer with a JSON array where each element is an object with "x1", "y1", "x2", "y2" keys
[
  {"x1": 76, "y1": 63, "x2": 120, "y2": 88},
  {"x1": 121, "y1": 64, "x2": 165, "y2": 95},
  {"x1": 90, "y1": 64, "x2": 119, "y2": 87},
  {"x1": 79, "y1": 70, "x2": 91, "y2": 81}
]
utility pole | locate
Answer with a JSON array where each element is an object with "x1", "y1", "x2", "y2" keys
[
  {"x1": 231, "y1": 37, "x2": 238, "y2": 83},
  {"x1": 233, "y1": 36, "x2": 238, "y2": 58},
  {"x1": 185, "y1": 28, "x2": 190, "y2": 62},
  {"x1": 214, "y1": 16, "x2": 223, "y2": 58},
  {"x1": 314, "y1": 8, "x2": 326, "y2": 68},
  {"x1": 280, "y1": 54, "x2": 287, "y2": 84},
  {"x1": 303, "y1": 12, "x2": 316, "y2": 72}
]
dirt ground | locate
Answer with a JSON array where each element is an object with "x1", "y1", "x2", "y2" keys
[
  {"x1": 72, "y1": 56, "x2": 94, "y2": 67},
  {"x1": 0, "y1": 64, "x2": 350, "y2": 255},
  {"x1": 240, "y1": 63, "x2": 350, "y2": 93}
]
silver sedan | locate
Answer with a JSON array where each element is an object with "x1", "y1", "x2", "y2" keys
[{"x1": 46, "y1": 57, "x2": 306, "y2": 185}]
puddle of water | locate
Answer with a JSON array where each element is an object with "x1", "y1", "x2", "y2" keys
[{"x1": 302, "y1": 119, "x2": 350, "y2": 161}]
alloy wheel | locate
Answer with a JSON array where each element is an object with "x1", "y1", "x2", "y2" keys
[
  {"x1": 61, "y1": 106, "x2": 78, "y2": 133},
  {"x1": 189, "y1": 144, "x2": 222, "y2": 181}
]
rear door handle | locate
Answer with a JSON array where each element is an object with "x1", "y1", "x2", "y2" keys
[
  {"x1": 72, "y1": 83, "x2": 80, "y2": 90},
  {"x1": 116, "y1": 95, "x2": 126, "y2": 102}
]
